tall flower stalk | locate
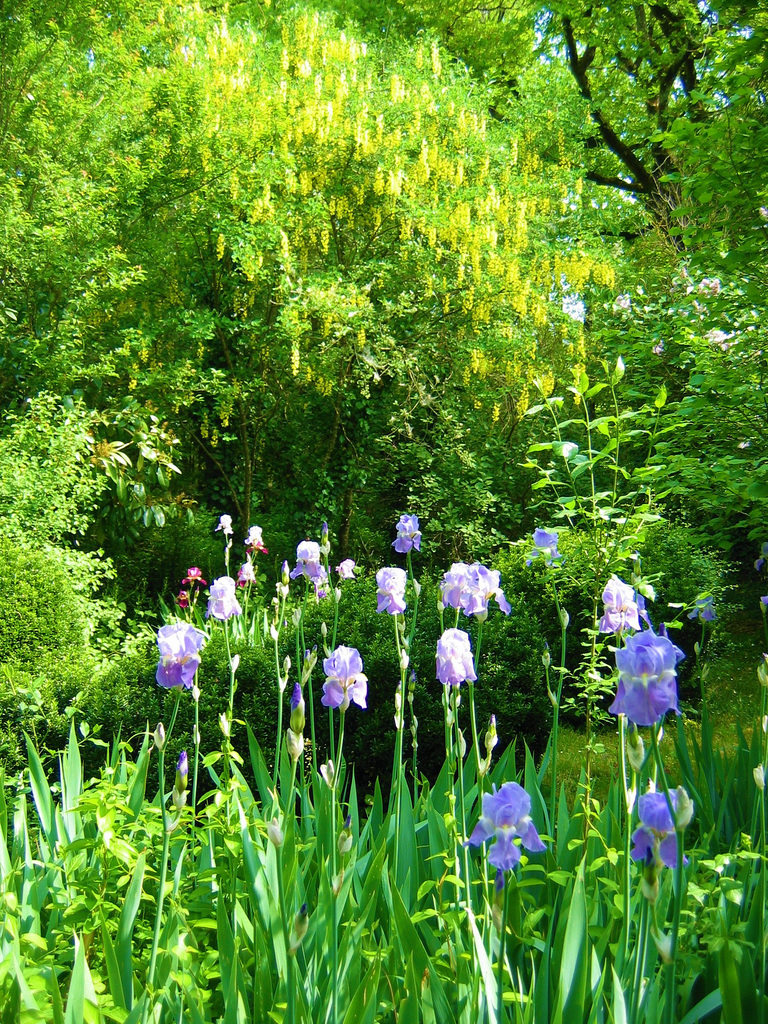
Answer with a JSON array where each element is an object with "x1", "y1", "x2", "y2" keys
[{"x1": 142, "y1": 693, "x2": 182, "y2": 1024}]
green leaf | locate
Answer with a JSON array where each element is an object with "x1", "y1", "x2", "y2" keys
[
  {"x1": 116, "y1": 851, "x2": 146, "y2": 1009},
  {"x1": 25, "y1": 732, "x2": 55, "y2": 844},
  {"x1": 126, "y1": 730, "x2": 150, "y2": 819},
  {"x1": 558, "y1": 860, "x2": 588, "y2": 1022},
  {"x1": 342, "y1": 957, "x2": 382, "y2": 1024},
  {"x1": 64, "y1": 936, "x2": 86, "y2": 1024},
  {"x1": 678, "y1": 991, "x2": 723, "y2": 1024},
  {"x1": 719, "y1": 941, "x2": 744, "y2": 1024},
  {"x1": 101, "y1": 911, "x2": 127, "y2": 1010}
]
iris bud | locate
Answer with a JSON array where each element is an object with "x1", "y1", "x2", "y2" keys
[
  {"x1": 287, "y1": 729, "x2": 304, "y2": 762},
  {"x1": 154, "y1": 723, "x2": 166, "y2": 751},
  {"x1": 267, "y1": 817, "x2": 284, "y2": 847},
  {"x1": 289, "y1": 904, "x2": 309, "y2": 954}
]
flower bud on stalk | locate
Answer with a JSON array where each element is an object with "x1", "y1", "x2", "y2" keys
[
  {"x1": 754, "y1": 764, "x2": 766, "y2": 792},
  {"x1": 289, "y1": 904, "x2": 309, "y2": 954},
  {"x1": 675, "y1": 786, "x2": 694, "y2": 829},
  {"x1": 758, "y1": 656, "x2": 768, "y2": 689},
  {"x1": 481, "y1": 715, "x2": 498, "y2": 778},
  {"x1": 172, "y1": 751, "x2": 188, "y2": 811},
  {"x1": 154, "y1": 723, "x2": 166, "y2": 751},
  {"x1": 290, "y1": 682, "x2": 305, "y2": 734},
  {"x1": 457, "y1": 728, "x2": 467, "y2": 760},
  {"x1": 301, "y1": 648, "x2": 317, "y2": 683},
  {"x1": 541, "y1": 646, "x2": 551, "y2": 670},
  {"x1": 287, "y1": 729, "x2": 304, "y2": 762},
  {"x1": 338, "y1": 815, "x2": 353, "y2": 856},
  {"x1": 626, "y1": 726, "x2": 645, "y2": 774},
  {"x1": 267, "y1": 817, "x2": 284, "y2": 848},
  {"x1": 394, "y1": 684, "x2": 403, "y2": 730},
  {"x1": 653, "y1": 929, "x2": 673, "y2": 964}
]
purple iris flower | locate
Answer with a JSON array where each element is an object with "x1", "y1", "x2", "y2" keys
[
  {"x1": 393, "y1": 514, "x2": 422, "y2": 554},
  {"x1": 237, "y1": 561, "x2": 256, "y2": 586},
  {"x1": 526, "y1": 528, "x2": 562, "y2": 567},
  {"x1": 609, "y1": 628, "x2": 684, "y2": 726},
  {"x1": 636, "y1": 592, "x2": 651, "y2": 626},
  {"x1": 631, "y1": 790, "x2": 692, "y2": 869},
  {"x1": 206, "y1": 576, "x2": 242, "y2": 620},
  {"x1": 436, "y1": 628, "x2": 477, "y2": 687},
  {"x1": 215, "y1": 514, "x2": 233, "y2": 537},
  {"x1": 440, "y1": 563, "x2": 471, "y2": 610},
  {"x1": 336, "y1": 559, "x2": 357, "y2": 580},
  {"x1": 755, "y1": 542, "x2": 768, "y2": 572},
  {"x1": 321, "y1": 646, "x2": 368, "y2": 711},
  {"x1": 244, "y1": 525, "x2": 267, "y2": 554},
  {"x1": 461, "y1": 564, "x2": 511, "y2": 619},
  {"x1": 688, "y1": 595, "x2": 716, "y2": 622},
  {"x1": 467, "y1": 781, "x2": 546, "y2": 871},
  {"x1": 376, "y1": 567, "x2": 407, "y2": 614},
  {"x1": 156, "y1": 622, "x2": 206, "y2": 689},
  {"x1": 761, "y1": 596, "x2": 768, "y2": 607},
  {"x1": 599, "y1": 576, "x2": 641, "y2": 634},
  {"x1": 290, "y1": 541, "x2": 327, "y2": 582}
]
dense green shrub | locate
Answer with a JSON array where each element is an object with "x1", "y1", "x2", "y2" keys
[
  {"x1": 0, "y1": 539, "x2": 89, "y2": 666},
  {"x1": 0, "y1": 651, "x2": 94, "y2": 775},
  {"x1": 68, "y1": 568, "x2": 550, "y2": 795},
  {"x1": 494, "y1": 522, "x2": 729, "y2": 718}
]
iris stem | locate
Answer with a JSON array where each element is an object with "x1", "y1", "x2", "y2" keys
[
  {"x1": 391, "y1": 614, "x2": 408, "y2": 882},
  {"x1": 468, "y1": 619, "x2": 484, "y2": 790},
  {"x1": 191, "y1": 696, "x2": 200, "y2": 815},
  {"x1": 650, "y1": 727, "x2": 684, "y2": 1024},
  {"x1": 330, "y1": 760, "x2": 340, "y2": 1024},
  {"x1": 272, "y1": 590, "x2": 287, "y2": 788},
  {"x1": 276, "y1": 842, "x2": 295, "y2": 1024},
  {"x1": 142, "y1": 690, "x2": 181, "y2": 1024},
  {"x1": 299, "y1": 582, "x2": 316, "y2": 779},
  {"x1": 618, "y1": 716, "x2": 632, "y2": 964},
  {"x1": 548, "y1": 579, "x2": 567, "y2": 839},
  {"x1": 452, "y1": 687, "x2": 472, "y2": 909},
  {"x1": 630, "y1": 892, "x2": 650, "y2": 1024},
  {"x1": 497, "y1": 874, "x2": 509, "y2": 1024}
]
